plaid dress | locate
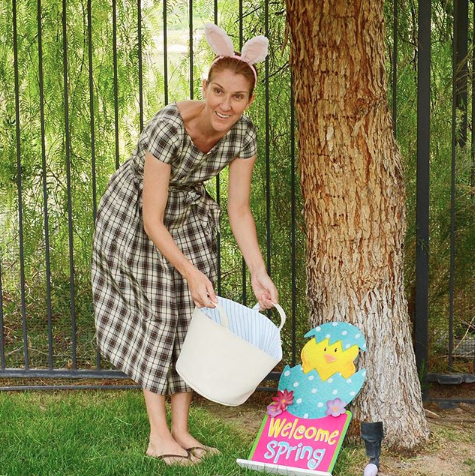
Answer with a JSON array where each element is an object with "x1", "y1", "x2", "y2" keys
[{"x1": 91, "y1": 103, "x2": 257, "y2": 394}]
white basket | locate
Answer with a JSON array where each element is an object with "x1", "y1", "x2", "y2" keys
[{"x1": 176, "y1": 297, "x2": 285, "y2": 406}]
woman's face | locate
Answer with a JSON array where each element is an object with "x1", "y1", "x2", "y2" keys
[{"x1": 203, "y1": 69, "x2": 255, "y2": 133}]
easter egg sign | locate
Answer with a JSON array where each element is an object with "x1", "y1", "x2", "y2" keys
[{"x1": 237, "y1": 322, "x2": 367, "y2": 476}]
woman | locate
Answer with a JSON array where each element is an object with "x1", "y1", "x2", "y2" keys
[{"x1": 91, "y1": 23, "x2": 277, "y2": 465}]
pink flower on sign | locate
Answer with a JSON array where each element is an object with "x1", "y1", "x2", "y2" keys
[
  {"x1": 325, "y1": 398, "x2": 347, "y2": 417},
  {"x1": 272, "y1": 389, "x2": 294, "y2": 411},
  {"x1": 266, "y1": 389, "x2": 294, "y2": 417},
  {"x1": 266, "y1": 403, "x2": 283, "y2": 418}
]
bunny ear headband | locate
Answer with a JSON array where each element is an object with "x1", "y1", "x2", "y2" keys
[{"x1": 204, "y1": 22, "x2": 268, "y2": 85}]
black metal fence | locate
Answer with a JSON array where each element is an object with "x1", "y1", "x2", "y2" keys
[
  {"x1": 411, "y1": 0, "x2": 475, "y2": 397},
  {"x1": 0, "y1": 0, "x2": 303, "y2": 391},
  {"x1": 0, "y1": 0, "x2": 474, "y2": 400}
]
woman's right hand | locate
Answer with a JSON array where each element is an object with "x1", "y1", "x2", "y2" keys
[{"x1": 184, "y1": 267, "x2": 217, "y2": 308}]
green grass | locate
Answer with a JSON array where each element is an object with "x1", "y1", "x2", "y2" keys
[{"x1": 0, "y1": 390, "x2": 361, "y2": 476}]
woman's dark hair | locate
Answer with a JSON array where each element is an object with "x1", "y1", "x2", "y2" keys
[{"x1": 207, "y1": 53, "x2": 257, "y2": 96}]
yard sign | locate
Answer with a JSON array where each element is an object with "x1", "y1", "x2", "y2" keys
[{"x1": 237, "y1": 322, "x2": 367, "y2": 476}]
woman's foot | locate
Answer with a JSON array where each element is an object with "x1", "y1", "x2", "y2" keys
[{"x1": 146, "y1": 435, "x2": 199, "y2": 466}]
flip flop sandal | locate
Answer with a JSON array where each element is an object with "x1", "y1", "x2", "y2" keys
[
  {"x1": 186, "y1": 445, "x2": 221, "y2": 459},
  {"x1": 152, "y1": 451, "x2": 197, "y2": 466}
]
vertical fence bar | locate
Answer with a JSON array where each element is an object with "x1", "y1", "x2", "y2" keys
[
  {"x1": 138, "y1": 0, "x2": 144, "y2": 131},
  {"x1": 112, "y1": 0, "x2": 120, "y2": 170},
  {"x1": 0, "y1": 262, "x2": 5, "y2": 370},
  {"x1": 265, "y1": 0, "x2": 271, "y2": 279},
  {"x1": 163, "y1": 0, "x2": 169, "y2": 105},
  {"x1": 455, "y1": 0, "x2": 468, "y2": 147},
  {"x1": 62, "y1": 0, "x2": 77, "y2": 370},
  {"x1": 214, "y1": 1, "x2": 221, "y2": 296},
  {"x1": 12, "y1": 0, "x2": 30, "y2": 370},
  {"x1": 472, "y1": 0, "x2": 475, "y2": 192},
  {"x1": 449, "y1": 0, "x2": 463, "y2": 371},
  {"x1": 473, "y1": 2, "x2": 475, "y2": 373},
  {"x1": 290, "y1": 71, "x2": 297, "y2": 366},
  {"x1": 189, "y1": 0, "x2": 193, "y2": 99},
  {"x1": 452, "y1": 0, "x2": 469, "y2": 373},
  {"x1": 239, "y1": 0, "x2": 243, "y2": 48},
  {"x1": 392, "y1": 0, "x2": 398, "y2": 135},
  {"x1": 88, "y1": 0, "x2": 98, "y2": 223},
  {"x1": 87, "y1": 0, "x2": 101, "y2": 370},
  {"x1": 37, "y1": 0, "x2": 54, "y2": 370},
  {"x1": 415, "y1": 0, "x2": 431, "y2": 394},
  {"x1": 239, "y1": 0, "x2": 247, "y2": 305},
  {"x1": 214, "y1": 11, "x2": 220, "y2": 298}
]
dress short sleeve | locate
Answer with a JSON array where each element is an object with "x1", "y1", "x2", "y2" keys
[
  {"x1": 144, "y1": 114, "x2": 180, "y2": 164},
  {"x1": 239, "y1": 119, "x2": 258, "y2": 159}
]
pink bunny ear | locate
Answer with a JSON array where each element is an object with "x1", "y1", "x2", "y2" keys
[
  {"x1": 241, "y1": 36, "x2": 269, "y2": 64},
  {"x1": 205, "y1": 23, "x2": 234, "y2": 57}
]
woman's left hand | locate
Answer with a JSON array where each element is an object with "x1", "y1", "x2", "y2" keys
[{"x1": 251, "y1": 269, "x2": 278, "y2": 310}]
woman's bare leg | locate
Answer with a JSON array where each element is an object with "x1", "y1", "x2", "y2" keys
[
  {"x1": 170, "y1": 392, "x2": 220, "y2": 458},
  {"x1": 143, "y1": 389, "x2": 195, "y2": 465}
]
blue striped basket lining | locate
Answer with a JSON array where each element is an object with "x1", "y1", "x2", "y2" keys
[{"x1": 201, "y1": 297, "x2": 282, "y2": 361}]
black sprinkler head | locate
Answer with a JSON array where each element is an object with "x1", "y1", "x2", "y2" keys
[{"x1": 361, "y1": 421, "x2": 384, "y2": 470}]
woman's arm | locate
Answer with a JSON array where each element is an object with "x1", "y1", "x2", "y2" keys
[
  {"x1": 142, "y1": 152, "x2": 217, "y2": 308},
  {"x1": 227, "y1": 156, "x2": 278, "y2": 309}
]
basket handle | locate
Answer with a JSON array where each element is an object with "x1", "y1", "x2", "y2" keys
[
  {"x1": 213, "y1": 301, "x2": 230, "y2": 329},
  {"x1": 252, "y1": 302, "x2": 286, "y2": 331}
]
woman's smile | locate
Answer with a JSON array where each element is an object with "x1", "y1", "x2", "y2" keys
[{"x1": 215, "y1": 111, "x2": 232, "y2": 119}]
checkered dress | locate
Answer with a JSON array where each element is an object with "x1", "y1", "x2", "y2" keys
[{"x1": 91, "y1": 103, "x2": 257, "y2": 394}]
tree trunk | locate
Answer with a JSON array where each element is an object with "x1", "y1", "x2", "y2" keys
[{"x1": 285, "y1": 0, "x2": 430, "y2": 451}]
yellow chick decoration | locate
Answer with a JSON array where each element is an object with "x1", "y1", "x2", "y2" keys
[
  {"x1": 277, "y1": 322, "x2": 367, "y2": 420},
  {"x1": 301, "y1": 337, "x2": 359, "y2": 381}
]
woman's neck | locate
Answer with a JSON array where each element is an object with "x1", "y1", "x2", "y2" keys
[{"x1": 177, "y1": 100, "x2": 229, "y2": 152}]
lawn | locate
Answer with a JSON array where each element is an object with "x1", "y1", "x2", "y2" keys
[
  {"x1": 0, "y1": 390, "x2": 366, "y2": 476},
  {"x1": 2, "y1": 389, "x2": 474, "y2": 476}
]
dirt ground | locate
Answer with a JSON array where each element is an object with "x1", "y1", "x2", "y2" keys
[
  {"x1": 195, "y1": 384, "x2": 475, "y2": 476},
  {"x1": 379, "y1": 402, "x2": 475, "y2": 476}
]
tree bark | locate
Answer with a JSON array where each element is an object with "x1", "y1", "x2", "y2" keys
[{"x1": 285, "y1": 0, "x2": 430, "y2": 450}]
